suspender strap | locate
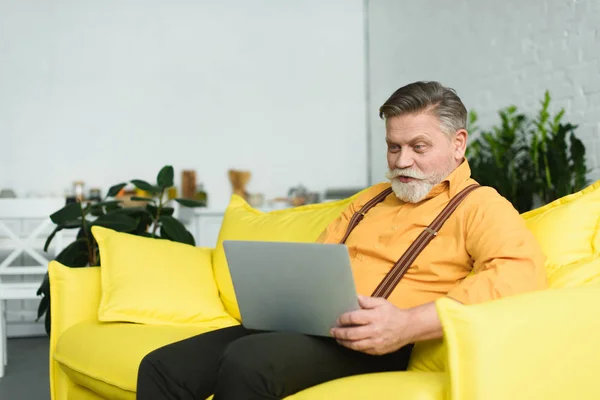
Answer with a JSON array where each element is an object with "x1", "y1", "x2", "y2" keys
[
  {"x1": 337, "y1": 183, "x2": 480, "y2": 299},
  {"x1": 339, "y1": 187, "x2": 394, "y2": 245},
  {"x1": 371, "y1": 183, "x2": 480, "y2": 298}
]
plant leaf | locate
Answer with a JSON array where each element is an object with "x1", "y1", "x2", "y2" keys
[
  {"x1": 44, "y1": 220, "x2": 82, "y2": 252},
  {"x1": 36, "y1": 272, "x2": 50, "y2": 296},
  {"x1": 89, "y1": 200, "x2": 124, "y2": 217},
  {"x1": 130, "y1": 179, "x2": 161, "y2": 194},
  {"x1": 44, "y1": 228, "x2": 62, "y2": 252},
  {"x1": 55, "y1": 239, "x2": 89, "y2": 267},
  {"x1": 44, "y1": 306, "x2": 51, "y2": 336},
  {"x1": 50, "y1": 203, "x2": 82, "y2": 225},
  {"x1": 175, "y1": 198, "x2": 206, "y2": 208},
  {"x1": 92, "y1": 213, "x2": 138, "y2": 232},
  {"x1": 36, "y1": 294, "x2": 49, "y2": 321},
  {"x1": 159, "y1": 215, "x2": 195, "y2": 246},
  {"x1": 147, "y1": 204, "x2": 174, "y2": 219},
  {"x1": 105, "y1": 201, "x2": 122, "y2": 213},
  {"x1": 106, "y1": 183, "x2": 128, "y2": 198},
  {"x1": 130, "y1": 196, "x2": 155, "y2": 202},
  {"x1": 94, "y1": 200, "x2": 123, "y2": 208},
  {"x1": 161, "y1": 206, "x2": 175, "y2": 216},
  {"x1": 157, "y1": 165, "x2": 174, "y2": 189},
  {"x1": 89, "y1": 205, "x2": 104, "y2": 217},
  {"x1": 112, "y1": 206, "x2": 149, "y2": 216}
]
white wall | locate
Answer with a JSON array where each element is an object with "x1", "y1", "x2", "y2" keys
[
  {"x1": 366, "y1": 0, "x2": 600, "y2": 185},
  {"x1": 0, "y1": 0, "x2": 367, "y2": 208}
]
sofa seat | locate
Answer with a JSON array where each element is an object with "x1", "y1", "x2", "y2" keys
[
  {"x1": 55, "y1": 318, "x2": 447, "y2": 400},
  {"x1": 54, "y1": 320, "x2": 218, "y2": 400},
  {"x1": 287, "y1": 371, "x2": 447, "y2": 400}
]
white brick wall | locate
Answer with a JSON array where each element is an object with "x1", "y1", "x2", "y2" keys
[{"x1": 367, "y1": 0, "x2": 600, "y2": 185}]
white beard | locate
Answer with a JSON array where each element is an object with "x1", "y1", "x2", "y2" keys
[
  {"x1": 388, "y1": 177, "x2": 435, "y2": 203},
  {"x1": 386, "y1": 162, "x2": 455, "y2": 203}
]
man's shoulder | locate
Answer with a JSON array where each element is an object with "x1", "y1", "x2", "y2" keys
[
  {"x1": 466, "y1": 183, "x2": 503, "y2": 201},
  {"x1": 461, "y1": 181, "x2": 519, "y2": 215}
]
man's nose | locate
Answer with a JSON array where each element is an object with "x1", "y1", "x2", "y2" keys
[{"x1": 395, "y1": 150, "x2": 414, "y2": 169}]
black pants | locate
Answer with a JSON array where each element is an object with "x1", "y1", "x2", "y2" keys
[{"x1": 136, "y1": 325, "x2": 413, "y2": 400}]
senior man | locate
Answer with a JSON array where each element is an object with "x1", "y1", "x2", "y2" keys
[{"x1": 137, "y1": 81, "x2": 547, "y2": 400}]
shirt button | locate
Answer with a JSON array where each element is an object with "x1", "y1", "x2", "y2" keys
[
  {"x1": 358, "y1": 254, "x2": 364, "y2": 261},
  {"x1": 392, "y1": 226, "x2": 398, "y2": 230},
  {"x1": 375, "y1": 244, "x2": 382, "y2": 249}
]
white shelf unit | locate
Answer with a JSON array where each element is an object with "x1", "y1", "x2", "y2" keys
[{"x1": 0, "y1": 197, "x2": 69, "y2": 377}]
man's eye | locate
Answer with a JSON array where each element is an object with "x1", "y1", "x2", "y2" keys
[
  {"x1": 388, "y1": 144, "x2": 399, "y2": 151},
  {"x1": 414, "y1": 144, "x2": 425, "y2": 151}
]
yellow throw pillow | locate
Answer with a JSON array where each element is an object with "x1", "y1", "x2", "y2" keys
[
  {"x1": 547, "y1": 254, "x2": 600, "y2": 288},
  {"x1": 521, "y1": 180, "x2": 600, "y2": 274},
  {"x1": 93, "y1": 226, "x2": 237, "y2": 327},
  {"x1": 213, "y1": 194, "x2": 362, "y2": 320},
  {"x1": 407, "y1": 339, "x2": 446, "y2": 373},
  {"x1": 436, "y1": 286, "x2": 600, "y2": 400}
]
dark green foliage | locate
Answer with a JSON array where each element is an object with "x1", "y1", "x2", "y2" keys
[
  {"x1": 467, "y1": 91, "x2": 590, "y2": 213},
  {"x1": 37, "y1": 165, "x2": 207, "y2": 334}
]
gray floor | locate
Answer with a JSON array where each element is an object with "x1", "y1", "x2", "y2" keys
[{"x1": 0, "y1": 337, "x2": 50, "y2": 400}]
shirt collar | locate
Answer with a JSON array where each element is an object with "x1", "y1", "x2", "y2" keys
[{"x1": 423, "y1": 158, "x2": 472, "y2": 200}]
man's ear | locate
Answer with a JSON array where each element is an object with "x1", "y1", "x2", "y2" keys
[{"x1": 453, "y1": 129, "x2": 468, "y2": 160}]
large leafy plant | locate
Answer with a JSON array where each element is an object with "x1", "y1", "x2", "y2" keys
[
  {"x1": 36, "y1": 165, "x2": 204, "y2": 334},
  {"x1": 466, "y1": 91, "x2": 590, "y2": 213}
]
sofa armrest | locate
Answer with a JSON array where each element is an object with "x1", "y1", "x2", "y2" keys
[
  {"x1": 49, "y1": 261, "x2": 101, "y2": 336},
  {"x1": 49, "y1": 261, "x2": 101, "y2": 399},
  {"x1": 436, "y1": 286, "x2": 600, "y2": 400}
]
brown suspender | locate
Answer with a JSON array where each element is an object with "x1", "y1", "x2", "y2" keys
[
  {"x1": 339, "y1": 187, "x2": 394, "y2": 244},
  {"x1": 339, "y1": 183, "x2": 480, "y2": 299}
]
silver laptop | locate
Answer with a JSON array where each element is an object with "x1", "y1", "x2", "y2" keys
[{"x1": 222, "y1": 240, "x2": 360, "y2": 337}]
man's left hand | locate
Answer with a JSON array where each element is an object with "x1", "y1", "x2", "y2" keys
[{"x1": 330, "y1": 295, "x2": 413, "y2": 355}]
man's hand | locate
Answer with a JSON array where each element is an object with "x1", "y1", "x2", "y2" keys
[
  {"x1": 330, "y1": 296, "x2": 413, "y2": 355},
  {"x1": 330, "y1": 297, "x2": 444, "y2": 355}
]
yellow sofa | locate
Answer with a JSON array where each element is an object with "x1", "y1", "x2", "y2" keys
[{"x1": 49, "y1": 182, "x2": 600, "y2": 400}]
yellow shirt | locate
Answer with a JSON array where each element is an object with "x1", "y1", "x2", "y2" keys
[{"x1": 317, "y1": 160, "x2": 547, "y2": 308}]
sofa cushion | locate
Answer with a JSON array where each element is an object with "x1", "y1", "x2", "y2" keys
[
  {"x1": 56, "y1": 321, "x2": 445, "y2": 400},
  {"x1": 436, "y1": 286, "x2": 600, "y2": 400},
  {"x1": 54, "y1": 321, "x2": 220, "y2": 399},
  {"x1": 287, "y1": 371, "x2": 446, "y2": 400},
  {"x1": 213, "y1": 194, "x2": 362, "y2": 320},
  {"x1": 547, "y1": 254, "x2": 600, "y2": 288},
  {"x1": 407, "y1": 339, "x2": 446, "y2": 372},
  {"x1": 93, "y1": 226, "x2": 237, "y2": 327},
  {"x1": 521, "y1": 180, "x2": 600, "y2": 274},
  {"x1": 68, "y1": 384, "x2": 108, "y2": 400}
]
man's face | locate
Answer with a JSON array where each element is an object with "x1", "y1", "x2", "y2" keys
[{"x1": 385, "y1": 112, "x2": 466, "y2": 203}]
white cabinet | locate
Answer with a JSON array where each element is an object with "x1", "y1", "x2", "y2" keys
[
  {"x1": 178, "y1": 208, "x2": 225, "y2": 249},
  {"x1": 191, "y1": 213, "x2": 224, "y2": 248}
]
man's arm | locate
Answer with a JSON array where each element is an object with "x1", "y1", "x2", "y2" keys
[
  {"x1": 446, "y1": 188, "x2": 547, "y2": 304},
  {"x1": 405, "y1": 301, "x2": 444, "y2": 342}
]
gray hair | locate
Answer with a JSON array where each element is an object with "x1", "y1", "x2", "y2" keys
[{"x1": 379, "y1": 81, "x2": 467, "y2": 136}]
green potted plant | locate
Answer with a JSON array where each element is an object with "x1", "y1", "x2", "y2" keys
[
  {"x1": 466, "y1": 91, "x2": 590, "y2": 213},
  {"x1": 36, "y1": 165, "x2": 205, "y2": 334}
]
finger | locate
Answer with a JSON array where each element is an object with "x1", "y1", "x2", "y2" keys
[
  {"x1": 336, "y1": 309, "x2": 371, "y2": 327},
  {"x1": 336, "y1": 338, "x2": 375, "y2": 354},
  {"x1": 358, "y1": 295, "x2": 388, "y2": 309},
  {"x1": 330, "y1": 324, "x2": 374, "y2": 341}
]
